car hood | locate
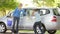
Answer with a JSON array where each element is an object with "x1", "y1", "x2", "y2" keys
[{"x1": 0, "y1": 16, "x2": 6, "y2": 20}]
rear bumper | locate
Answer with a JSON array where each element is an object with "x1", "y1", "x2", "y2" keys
[{"x1": 44, "y1": 22, "x2": 57, "y2": 30}]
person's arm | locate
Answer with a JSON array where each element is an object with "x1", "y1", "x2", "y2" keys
[
  {"x1": 32, "y1": 11, "x2": 35, "y2": 16},
  {"x1": 13, "y1": 8, "x2": 18, "y2": 16},
  {"x1": 22, "y1": 9, "x2": 26, "y2": 16}
]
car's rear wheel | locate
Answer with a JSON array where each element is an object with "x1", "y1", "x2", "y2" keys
[
  {"x1": 47, "y1": 30, "x2": 56, "y2": 34},
  {"x1": 33, "y1": 22, "x2": 46, "y2": 34},
  {"x1": 0, "y1": 23, "x2": 7, "y2": 33}
]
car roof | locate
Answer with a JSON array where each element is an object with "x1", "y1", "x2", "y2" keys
[{"x1": 23, "y1": 7, "x2": 58, "y2": 9}]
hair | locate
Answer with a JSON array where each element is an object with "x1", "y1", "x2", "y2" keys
[
  {"x1": 18, "y1": 3, "x2": 23, "y2": 9},
  {"x1": 19, "y1": 3, "x2": 23, "y2": 6}
]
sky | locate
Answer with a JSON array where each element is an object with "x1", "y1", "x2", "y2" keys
[{"x1": 16, "y1": 0, "x2": 37, "y2": 8}]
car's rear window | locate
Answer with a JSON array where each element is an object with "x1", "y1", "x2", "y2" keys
[{"x1": 53, "y1": 9, "x2": 60, "y2": 16}]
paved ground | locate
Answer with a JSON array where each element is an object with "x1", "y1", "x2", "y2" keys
[
  {"x1": 0, "y1": 30, "x2": 35, "y2": 34},
  {"x1": 0, "y1": 32, "x2": 48, "y2": 34},
  {"x1": 0, "y1": 33, "x2": 34, "y2": 34}
]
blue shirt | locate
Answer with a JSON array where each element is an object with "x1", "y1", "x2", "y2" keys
[{"x1": 13, "y1": 8, "x2": 25, "y2": 18}]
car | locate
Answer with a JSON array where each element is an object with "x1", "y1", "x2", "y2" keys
[{"x1": 0, "y1": 8, "x2": 60, "y2": 34}]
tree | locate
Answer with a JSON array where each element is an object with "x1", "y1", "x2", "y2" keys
[
  {"x1": 58, "y1": 3, "x2": 60, "y2": 8},
  {"x1": 33, "y1": 0, "x2": 58, "y2": 7},
  {"x1": 45, "y1": 0, "x2": 58, "y2": 7},
  {"x1": 0, "y1": 0, "x2": 18, "y2": 16},
  {"x1": 33, "y1": 0, "x2": 43, "y2": 7},
  {"x1": 54, "y1": 0, "x2": 60, "y2": 8}
]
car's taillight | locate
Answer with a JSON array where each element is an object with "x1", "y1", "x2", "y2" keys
[{"x1": 51, "y1": 16, "x2": 57, "y2": 22}]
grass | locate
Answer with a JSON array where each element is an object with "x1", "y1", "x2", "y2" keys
[
  {"x1": 20, "y1": 30, "x2": 60, "y2": 34},
  {"x1": 19, "y1": 30, "x2": 60, "y2": 34},
  {"x1": 56, "y1": 30, "x2": 60, "y2": 34},
  {"x1": 7, "y1": 30, "x2": 60, "y2": 34}
]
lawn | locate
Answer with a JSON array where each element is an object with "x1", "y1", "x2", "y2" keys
[
  {"x1": 20, "y1": 30, "x2": 60, "y2": 34},
  {"x1": 56, "y1": 30, "x2": 60, "y2": 34},
  {"x1": 7, "y1": 30, "x2": 60, "y2": 34}
]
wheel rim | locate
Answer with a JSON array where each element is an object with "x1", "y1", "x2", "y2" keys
[
  {"x1": 36, "y1": 25, "x2": 44, "y2": 34},
  {"x1": 0, "y1": 24, "x2": 5, "y2": 32},
  {"x1": 36, "y1": 26, "x2": 41, "y2": 33},
  {"x1": 36, "y1": 26, "x2": 43, "y2": 33},
  {"x1": 51, "y1": 31, "x2": 55, "y2": 33}
]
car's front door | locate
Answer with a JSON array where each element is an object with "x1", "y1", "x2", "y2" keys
[
  {"x1": 22, "y1": 9, "x2": 36, "y2": 30},
  {"x1": 6, "y1": 12, "x2": 13, "y2": 29}
]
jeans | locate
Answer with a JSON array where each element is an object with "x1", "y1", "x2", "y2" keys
[{"x1": 12, "y1": 17, "x2": 20, "y2": 33}]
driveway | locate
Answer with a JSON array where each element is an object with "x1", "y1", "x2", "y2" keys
[{"x1": 0, "y1": 33, "x2": 34, "y2": 34}]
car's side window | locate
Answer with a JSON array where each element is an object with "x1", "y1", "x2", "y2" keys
[
  {"x1": 39, "y1": 11, "x2": 43, "y2": 16},
  {"x1": 26, "y1": 9, "x2": 33, "y2": 16},
  {"x1": 53, "y1": 9, "x2": 60, "y2": 16},
  {"x1": 26, "y1": 9, "x2": 41, "y2": 16},
  {"x1": 40, "y1": 9, "x2": 50, "y2": 16}
]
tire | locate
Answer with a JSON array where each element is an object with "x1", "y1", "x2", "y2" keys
[
  {"x1": 47, "y1": 30, "x2": 56, "y2": 34},
  {"x1": 0, "y1": 23, "x2": 7, "y2": 33},
  {"x1": 33, "y1": 22, "x2": 46, "y2": 34}
]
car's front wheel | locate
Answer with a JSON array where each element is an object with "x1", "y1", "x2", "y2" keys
[
  {"x1": 0, "y1": 23, "x2": 7, "y2": 33},
  {"x1": 47, "y1": 30, "x2": 56, "y2": 34},
  {"x1": 33, "y1": 22, "x2": 46, "y2": 34}
]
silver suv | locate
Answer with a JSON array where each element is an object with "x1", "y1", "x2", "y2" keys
[{"x1": 0, "y1": 8, "x2": 60, "y2": 34}]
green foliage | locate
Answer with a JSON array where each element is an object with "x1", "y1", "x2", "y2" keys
[
  {"x1": 58, "y1": 3, "x2": 60, "y2": 8},
  {"x1": 33, "y1": 0, "x2": 58, "y2": 7},
  {"x1": 0, "y1": 0, "x2": 18, "y2": 10},
  {"x1": 0, "y1": 0, "x2": 18, "y2": 16}
]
